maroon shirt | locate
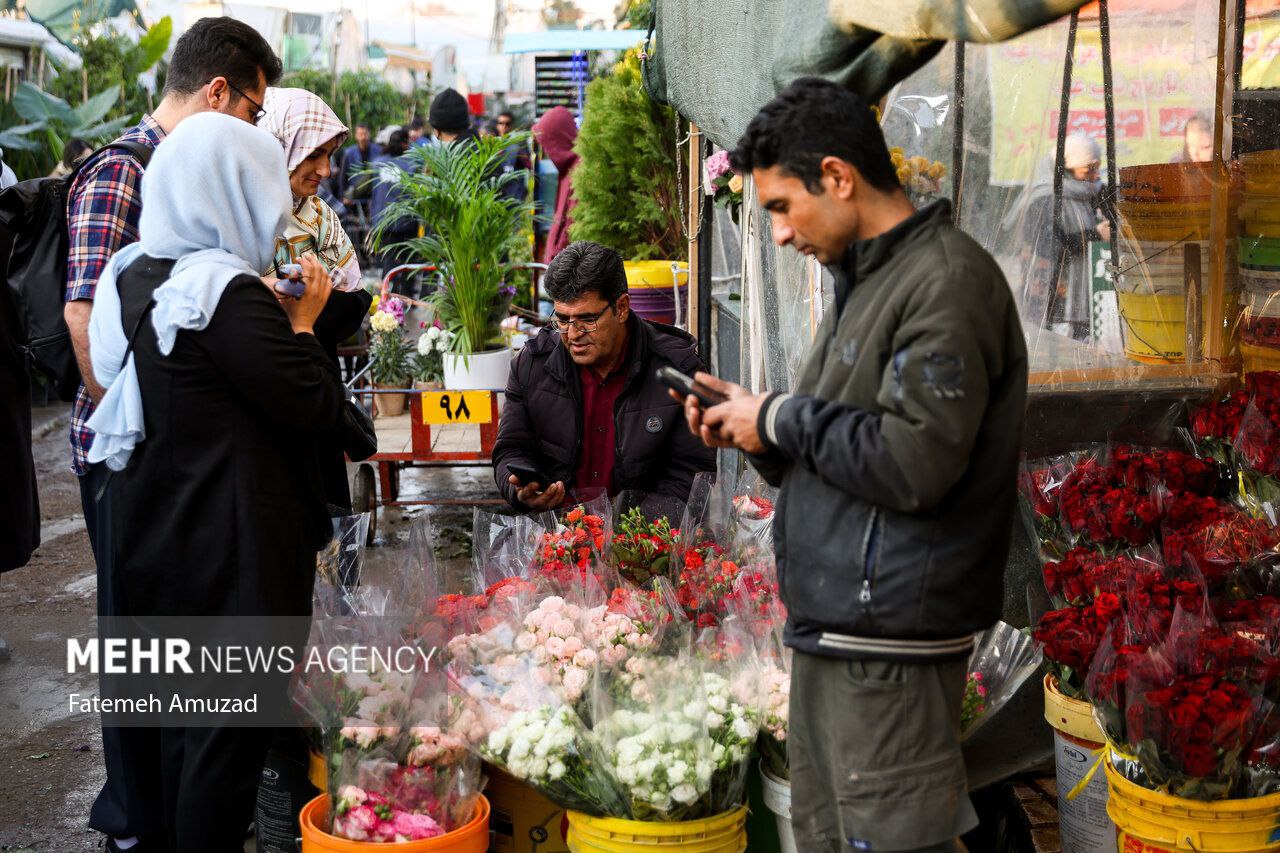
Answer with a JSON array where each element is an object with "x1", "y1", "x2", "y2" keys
[{"x1": 574, "y1": 356, "x2": 629, "y2": 496}]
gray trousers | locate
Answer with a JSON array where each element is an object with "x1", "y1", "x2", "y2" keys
[{"x1": 788, "y1": 651, "x2": 978, "y2": 852}]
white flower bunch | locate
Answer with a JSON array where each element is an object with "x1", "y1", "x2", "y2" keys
[
  {"x1": 338, "y1": 668, "x2": 413, "y2": 749},
  {"x1": 602, "y1": 671, "x2": 758, "y2": 819},
  {"x1": 483, "y1": 704, "x2": 578, "y2": 785},
  {"x1": 370, "y1": 310, "x2": 400, "y2": 334},
  {"x1": 417, "y1": 325, "x2": 452, "y2": 356}
]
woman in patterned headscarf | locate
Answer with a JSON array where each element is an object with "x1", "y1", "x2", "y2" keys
[
  {"x1": 260, "y1": 87, "x2": 373, "y2": 510},
  {"x1": 260, "y1": 87, "x2": 363, "y2": 290}
]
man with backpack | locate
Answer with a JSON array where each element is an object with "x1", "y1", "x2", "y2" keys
[{"x1": 61, "y1": 17, "x2": 281, "y2": 852}]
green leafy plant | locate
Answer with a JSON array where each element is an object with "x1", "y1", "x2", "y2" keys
[
  {"x1": 569, "y1": 48, "x2": 686, "y2": 261},
  {"x1": 280, "y1": 69, "x2": 423, "y2": 134},
  {"x1": 369, "y1": 310, "x2": 412, "y2": 386},
  {"x1": 49, "y1": 17, "x2": 172, "y2": 123},
  {"x1": 368, "y1": 134, "x2": 534, "y2": 356},
  {"x1": 0, "y1": 82, "x2": 134, "y2": 161}
]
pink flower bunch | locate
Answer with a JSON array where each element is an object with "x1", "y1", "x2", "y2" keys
[
  {"x1": 581, "y1": 604, "x2": 655, "y2": 666},
  {"x1": 515, "y1": 596, "x2": 597, "y2": 701},
  {"x1": 406, "y1": 725, "x2": 469, "y2": 767},
  {"x1": 332, "y1": 784, "x2": 444, "y2": 843},
  {"x1": 703, "y1": 149, "x2": 732, "y2": 194},
  {"x1": 378, "y1": 295, "x2": 406, "y2": 326}
]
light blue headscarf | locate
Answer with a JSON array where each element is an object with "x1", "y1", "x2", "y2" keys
[{"x1": 86, "y1": 111, "x2": 293, "y2": 470}]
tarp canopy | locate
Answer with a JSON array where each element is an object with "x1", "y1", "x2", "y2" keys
[
  {"x1": 0, "y1": 0, "x2": 139, "y2": 44},
  {"x1": 644, "y1": 0, "x2": 1094, "y2": 150}
]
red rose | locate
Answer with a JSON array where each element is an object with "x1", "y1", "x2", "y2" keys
[{"x1": 1180, "y1": 744, "x2": 1219, "y2": 777}]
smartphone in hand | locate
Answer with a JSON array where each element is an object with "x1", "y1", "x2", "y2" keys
[
  {"x1": 656, "y1": 366, "x2": 728, "y2": 408},
  {"x1": 273, "y1": 263, "x2": 306, "y2": 299},
  {"x1": 509, "y1": 462, "x2": 550, "y2": 489}
]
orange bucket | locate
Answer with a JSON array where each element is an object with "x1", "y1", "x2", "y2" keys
[{"x1": 299, "y1": 793, "x2": 490, "y2": 852}]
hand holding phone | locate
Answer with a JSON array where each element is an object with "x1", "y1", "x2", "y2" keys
[
  {"x1": 273, "y1": 263, "x2": 306, "y2": 299},
  {"x1": 508, "y1": 462, "x2": 549, "y2": 488},
  {"x1": 656, "y1": 366, "x2": 728, "y2": 408}
]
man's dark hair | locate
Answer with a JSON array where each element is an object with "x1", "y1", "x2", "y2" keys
[
  {"x1": 164, "y1": 16, "x2": 282, "y2": 99},
  {"x1": 544, "y1": 241, "x2": 627, "y2": 304},
  {"x1": 384, "y1": 130, "x2": 410, "y2": 157},
  {"x1": 730, "y1": 77, "x2": 899, "y2": 194},
  {"x1": 410, "y1": 117, "x2": 426, "y2": 131},
  {"x1": 499, "y1": 110, "x2": 515, "y2": 121},
  {"x1": 62, "y1": 137, "x2": 91, "y2": 169},
  {"x1": 355, "y1": 123, "x2": 372, "y2": 132}
]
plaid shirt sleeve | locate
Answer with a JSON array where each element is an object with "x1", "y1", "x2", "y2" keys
[{"x1": 65, "y1": 154, "x2": 145, "y2": 303}]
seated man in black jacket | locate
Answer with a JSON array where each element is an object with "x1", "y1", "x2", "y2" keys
[{"x1": 493, "y1": 241, "x2": 715, "y2": 511}]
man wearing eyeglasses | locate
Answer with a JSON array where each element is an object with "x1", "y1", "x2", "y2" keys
[
  {"x1": 62, "y1": 16, "x2": 281, "y2": 853},
  {"x1": 493, "y1": 241, "x2": 715, "y2": 511}
]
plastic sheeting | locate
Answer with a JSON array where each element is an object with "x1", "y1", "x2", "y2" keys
[{"x1": 643, "y1": 0, "x2": 1093, "y2": 152}]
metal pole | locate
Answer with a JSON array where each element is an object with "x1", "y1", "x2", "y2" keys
[
  {"x1": 1050, "y1": 11, "x2": 1081, "y2": 326},
  {"x1": 1098, "y1": 0, "x2": 1120, "y2": 287},
  {"x1": 697, "y1": 135, "x2": 713, "y2": 348},
  {"x1": 952, "y1": 42, "x2": 966, "y2": 221}
]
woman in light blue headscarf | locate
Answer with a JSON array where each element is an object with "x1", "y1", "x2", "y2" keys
[{"x1": 85, "y1": 111, "x2": 344, "y2": 852}]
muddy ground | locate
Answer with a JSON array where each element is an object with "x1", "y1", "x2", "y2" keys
[{"x1": 0, "y1": 404, "x2": 495, "y2": 851}]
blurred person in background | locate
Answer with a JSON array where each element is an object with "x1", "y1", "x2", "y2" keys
[
  {"x1": 49, "y1": 137, "x2": 91, "y2": 178},
  {"x1": 1004, "y1": 132, "x2": 1110, "y2": 341},
  {"x1": 429, "y1": 88, "x2": 478, "y2": 146},
  {"x1": 369, "y1": 129, "x2": 418, "y2": 275},
  {"x1": 337, "y1": 122, "x2": 381, "y2": 215},
  {"x1": 1173, "y1": 113, "x2": 1213, "y2": 163},
  {"x1": 532, "y1": 106, "x2": 579, "y2": 265}
]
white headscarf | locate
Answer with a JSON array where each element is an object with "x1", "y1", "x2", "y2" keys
[
  {"x1": 86, "y1": 111, "x2": 292, "y2": 470},
  {"x1": 260, "y1": 87, "x2": 348, "y2": 176}
]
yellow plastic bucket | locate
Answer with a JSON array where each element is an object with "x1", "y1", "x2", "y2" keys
[
  {"x1": 1105, "y1": 760, "x2": 1280, "y2": 852},
  {"x1": 1243, "y1": 343, "x2": 1280, "y2": 374},
  {"x1": 565, "y1": 807, "x2": 747, "y2": 853},
  {"x1": 485, "y1": 766, "x2": 569, "y2": 853},
  {"x1": 1044, "y1": 674, "x2": 1104, "y2": 742},
  {"x1": 1117, "y1": 292, "x2": 1187, "y2": 363},
  {"x1": 309, "y1": 750, "x2": 326, "y2": 791},
  {"x1": 623, "y1": 260, "x2": 688, "y2": 290}
]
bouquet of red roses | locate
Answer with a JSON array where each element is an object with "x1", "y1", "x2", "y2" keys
[
  {"x1": 1059, "y1": 455, "x2": 1162, "y2": 550},
  {"x1": 1018, "y1": 454, "x2": 1078, "y2": 560},
  {"x1": 1042, "y1": 546, "x2": 1158, "y2": 607},
  {"x1": 675, "y1": 539, "x2": 742, "y2": 629},
  {"x1": 1189, "y1": 388, "x2": 1251, "y2": 468},
  {"x1": 1032, "y1": 592, "x2": 1123, "y2": 697},
  {"x1": 1160, "y1": 491, "x2": 1280, "y2": 588},
  {"x1": 1110, "y1": 444, "x2": 1220, "y2": 496}
]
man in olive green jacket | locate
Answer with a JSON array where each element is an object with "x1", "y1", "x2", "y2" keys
[{"x1": 676, "y1": 78, "x2": 1027, "y2": 851}]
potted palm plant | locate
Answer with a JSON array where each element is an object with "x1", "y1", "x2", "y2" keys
[{"x1": 369, "y1": 134, "x2": 534, "y2": 390}]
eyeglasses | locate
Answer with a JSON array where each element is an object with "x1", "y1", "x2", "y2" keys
[
  {"x1": 226, "y1": 81, "x2": 266, "y2": 124},
  {"x1": 553, "y1": 302, "x2": 615, "y2": 333}
]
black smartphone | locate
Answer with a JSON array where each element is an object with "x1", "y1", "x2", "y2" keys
[
  {"x1": 509, "y1": 462, "x2": 550, "y2": 487},
  {"x1": 656, "y1": 366, "x2": 728, "y2": 408}
]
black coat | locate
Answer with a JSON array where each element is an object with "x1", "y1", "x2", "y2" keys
[
  {"x1": 312, "y1": 287, "x2": 372, "y2": 510},
  {"x1": 111, "y1": 257, "x2": 345, "y2": 617},
  {"x1": 0, "y1": 227, "x2": 37, "y2": 572},
  {"x1": 492, "y1": 315, "x2": 716, "y2": 510}
]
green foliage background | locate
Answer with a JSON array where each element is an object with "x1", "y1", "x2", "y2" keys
[
  {"x1": 280, "y1": 69, "x2": 431, "y2": 134},
  {"x1": 568, "y1": 48, "x2": 686, "y2": 261}
]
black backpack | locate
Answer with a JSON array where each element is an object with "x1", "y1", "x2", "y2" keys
[{"x1": 0, "y1": 140, "x2": 152, "y2": 401}]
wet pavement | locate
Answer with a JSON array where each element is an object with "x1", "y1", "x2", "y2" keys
[{"x1": 0, "y1": 405, "x2": 496, "y2": 851}]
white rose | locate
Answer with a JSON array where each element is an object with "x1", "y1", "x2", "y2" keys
[
  {"x1": 549, "y1": 760, "x2": 567, "y2": 780},
  {"x1": 732, "y1": 716, "x2": 755, "y2": 740},
  {"x1": 672, "y1": 783, "x2": 699, "y2": 804}
]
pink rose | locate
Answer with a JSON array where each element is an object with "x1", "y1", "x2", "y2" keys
[
  {"x1": 562, "y1": 636, "x2": 584, "y2": 656},
  {"x1": 393, "y1": 811, "x2": 444, "y2": 841},
  {"x1": 573, "y1": 648, "x2": 597, "y2": 668},
  {"x1": 541, "y1": 596, "x2": 565, "y2": 612},
  {"x1": 545, "y1": 636, "x2": 565, "y2": 658},
  {"x1": 563, "y1": 667, "x2": 589, "y2": 696},
  {"x1": 704, "y1": 149, "x2": 732, "y2": 193},
  {"x1": 553, "y1": 619, "x2": 576, "y2": 639}
]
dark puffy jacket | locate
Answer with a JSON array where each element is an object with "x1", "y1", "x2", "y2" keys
[
  {"x1": 493, "y1": 315, "x2": 716, "y2": 509},
  {"x1": 752, "y1": 201, "x2": 1028, "y2": 662}
]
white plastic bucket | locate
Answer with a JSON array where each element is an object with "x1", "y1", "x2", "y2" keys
[
  {"x1": 443, "y1": 347, "x2": 512, "y2": 392},
  {"x1": 759, "y1": 762, "x2": 797, "y2": 853}
]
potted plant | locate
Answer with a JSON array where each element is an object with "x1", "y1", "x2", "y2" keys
[
  {"x1": 569, "y1": 48, "x2": 689, "y2": 324},
  {"x1": 370, "y1": 134, "x2": 534, "y2": 390},
  {"x1": 368, "y1": 297, "x2": 411, "y2": 416},
  {"x1": 411, "y1": 324, "x2": 451, "y2": 390}
]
